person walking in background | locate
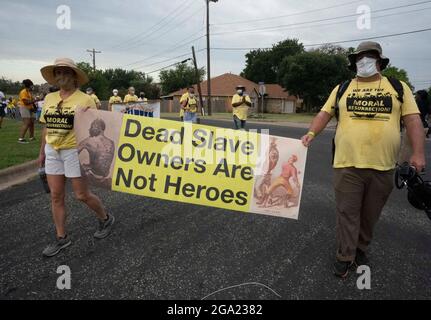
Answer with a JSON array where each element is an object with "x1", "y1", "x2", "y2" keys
[
  {"x1": 123, "y1": 86, "x2": 138, "y2": 104},
  {"x1": 180, "y1": 86, "x2": 199, "y2": 123},
  {"x1": 18, "y1": 79, "x2": 36, "y2": 143},
  {"x1": 0, "y1": 96, "x2": 6, "y2": 128},
  {"x1": 35, "y1": 95, "x2": 44, "y2": 122},
  {"x1": 108, "y1": 89, "x2": 122, "y2": 111},
  {"x1": 38, "y1": 58, "x2": 114, "y2": 257},
  {"x1": 7, "y1": 97, "x2": 17, "y2": 119},
  {"x1": 86, "y1": 87, "x2": 101, "y2": 109},
  {"x1": 123, "y1": 86, "x2": 141, "y2": 115},
  {"x1": 138, "y1": 91, "x2": 152, "y2": 117},
  {"x1": 231, "y1": 85, "x2": 251, "y2": 130}
]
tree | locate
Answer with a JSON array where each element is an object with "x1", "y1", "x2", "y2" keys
[
  {"x1": 130, "y1": 76, "x2": 161, "y2": 99},
  {"x1": 241, "y1": 38, "x2": 304, "y2": 83},
  {"x1": 382, "y1": 65, "x2": 413, "y2": 88},
  {"x1": 87, "y1": 70, "x2": 110, "y2": 100},
  {"x1": 0, "y1": 77, "x2": 22, "y2": 94},
  {"x1": 279, "y1": 51, "x2": 354, "y2": 112},
  {"x1": 311, "y1": 44, "x2": 354, "y2": 56},
  {"x1": 159, "y1": 62, "x2": 205, "y2": 95}
]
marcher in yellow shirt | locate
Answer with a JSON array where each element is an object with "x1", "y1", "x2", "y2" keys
[
  {"x1": 180, "y1": 86, "x2": 198, "y2": 123},
  {"x1": 7, "y1": 97, "x2": 17, "y2": 119},
  {"x1": 18, "y1": 79, "x2": 35, "y2": 143},
  {"x1": 108, "y1": 89, "x2": 122, "y2": 111},
  {"x1": 123, "y1": 86, "x2": 138, "y2": 103},
  {"x1": 231, "y1": 85, "x2": 251, "y2": 130},
  {"x1": 138, "y1": 91, "x2": 152, "y2": 117},
  {"x1": 86, "y1": 87, "x2": 101, "y2": 109},
  {"x1": 300, "y1": 41, "x2": 425, "y2": 278},
  {"x1": 38, "y1": 57, "x2": 113, "y2": 258}
]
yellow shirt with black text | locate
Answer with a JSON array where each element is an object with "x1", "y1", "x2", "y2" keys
[
  {"x1": 180, "y1": 92, "x2": 198, "y2": 113},
  {"x1": 40, "y1": 90, "x2": 96, "y2": 150},
  {"x1": 232, "y1": 94, "x2": 251, "y2": 120},
  {"x1": 321, "y1": 76, "x2": 419, "y2": 171},
  {"x1": 109, "y1": 95, "x2": 123, "y2": 104},
  {"x1": 124, "y1": 94, "x2": 139, "y2": 103}
]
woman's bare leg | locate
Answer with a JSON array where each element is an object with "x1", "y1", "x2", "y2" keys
[
  {"x1": 19, "y1": 118, "x2": 30, "y2": 139},
  {"x1": 47, "y1": 174, "x2": 67, "y2": 237},
  {"x1": 71, "y1": 177, "x2": 107, "y2": 220}
]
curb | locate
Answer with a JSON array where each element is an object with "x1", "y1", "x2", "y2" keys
[
  {"x1": 0, "y1": 160, "x2": 39, "y2": 191},
  {"x1": 163, "y1": 116, "x2": 337, "y2": 131}
]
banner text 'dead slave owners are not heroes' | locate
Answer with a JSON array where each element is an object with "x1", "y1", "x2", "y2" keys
[{"x1": 75, "y1": 109, "x2": 307, "y2": 219}]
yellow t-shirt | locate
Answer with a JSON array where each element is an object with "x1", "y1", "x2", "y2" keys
[
  {"x1": 109, "y1": 96, "x2": 123, "y2": 104},
  {"x1": 180, "y1": 92, "x2": 198, "y2": 113},
  {"x1": 124, "y1": 94, "x2": 139, "y2": 103},
  {"x1": 179, "y1": 93, "x2": 188, "y2": 117},
  {"x1": 232, "y1": 94, "x2": 251, "y2": 120},
  {"x1": 7, "y1": 101, "x2": 15, "y2": 109},
  {"x1": 90, "y1": 93, "x2": 101, "y2": 107},
  {"x1": 40, "y1": 90, "x2": 96, "y2": 150},
  {"x1": 321, "y1": 76, "x2": 419, "y2": 171},
  {"x1": 18, "y1": 89, "x2": 33, "y2": 109}
]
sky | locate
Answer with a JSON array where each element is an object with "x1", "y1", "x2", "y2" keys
[{"x1": 0, "y1": 0, "x2": 430, "y2": 90}]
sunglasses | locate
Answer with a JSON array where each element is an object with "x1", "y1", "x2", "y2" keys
[{"x1": 56, "y1": 100, "x2": 64, "y2": 113}]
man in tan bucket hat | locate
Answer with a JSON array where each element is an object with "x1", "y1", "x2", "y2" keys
[
  {"x1": 301, "y1": 41, "x2": 425, "y2": 278},
  {"x1": 38, "y1": 58, "x2": 114, "y2": 257}
]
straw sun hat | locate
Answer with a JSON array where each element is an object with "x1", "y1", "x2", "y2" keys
[{"x1": 40, "y1": 58, "x2": 89, "y2": 86}]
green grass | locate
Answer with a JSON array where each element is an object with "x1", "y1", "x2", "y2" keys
[
  {"x1": 0, "y1": 118, "x2": 43, "y2": 170},
  {"x1": 161, "y1": 112, "x2": 317, "y2": 123}
]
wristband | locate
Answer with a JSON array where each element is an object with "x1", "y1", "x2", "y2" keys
[{"x1": 307, "y1": 131, "x2": 316, "y2": 137}]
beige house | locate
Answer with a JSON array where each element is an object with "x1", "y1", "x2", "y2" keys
[{"x1": 161, "y1": 73, "x2": 300, "y2": 114}]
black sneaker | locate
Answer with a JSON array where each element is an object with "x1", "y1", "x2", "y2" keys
[
  {"x1": 18, "y1": 138, "x2": 29, "y2": 144},
  {"x1": 42, "y1": 235, "x2": 72, "y2": 257},
  {"x1": 333, "y1": 260, "x2": 354, "y2": 278},
  {"x1": 355, "y1": 248, "x2": 369, "y2": 266},
  {"x1": 94, "y1": 214, "x2": 115, "y2": 239}
]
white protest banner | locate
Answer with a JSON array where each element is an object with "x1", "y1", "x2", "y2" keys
[{"x1": 112, "y1": 101, "x2": 160, "y2": 118}]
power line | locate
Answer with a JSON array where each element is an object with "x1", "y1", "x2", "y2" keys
[
  {"x1": 110, "y1": 0, "x2": 192, "y2": 49},
  {"x1": 145, "y1": 58, "x2": 192, "y2": 75},
  {"x1": 211, "y1": 27, "x2": 431, "y2": 51},
  {"x1": 213, "y1": 0, "x2": 363, "y2": 26},
  {"x1": 211, "y1": 1, "x2": 431, "y2": 36},
  {"x1": 211, "y1": 6, "x2": 431, "y2": 44},
  {"x1": 124, "y1": 5, "x2": 205, "y2": 50},
  {"x1": 120, "y1": 33, "x2": 205, "y2": 68},
  {"x1": 133, "y1": 49, "x2": 205, "y2": 71}
]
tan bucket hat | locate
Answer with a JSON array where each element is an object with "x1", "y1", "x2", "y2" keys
[
  {"x1": 348, "y1": 41, "x2": 390, "y2": 72},
  {"x1": 40, "y1": 58, "x2": 89, "y2": 86}
]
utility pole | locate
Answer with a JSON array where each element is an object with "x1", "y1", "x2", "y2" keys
[
  {"x1": 86, "y1": 48, "x2": 102, "y2": 72},
  {"x1": 192, "y1": 46, "x2": 205, "y2": 117},
  {"x1": 206, "y1": 0, "x2": 218, "y2": 116}
]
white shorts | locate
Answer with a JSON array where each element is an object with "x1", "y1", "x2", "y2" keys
[
  {"x1": 45, "y1": 144, "x2": 81, "y2": 178},
  {"x1": 19, "y1": 106, "x2": 32, "y2": 118}
]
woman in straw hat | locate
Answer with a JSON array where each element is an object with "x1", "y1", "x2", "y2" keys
[{"x1": 38, "y1": 58, "x2": 114, "y2": 257}]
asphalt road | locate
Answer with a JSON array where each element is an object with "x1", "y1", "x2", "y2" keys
[{"x1": 1, "y1": 119, "x2": 430, "y2": 300}]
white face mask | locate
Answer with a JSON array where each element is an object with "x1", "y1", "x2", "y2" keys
[
  {"x1": 356, "y1": 57, "x2": 379, "y2": 78},
  {"x1": 113, "y1": 92, "x2": 118, "y2": 96}
]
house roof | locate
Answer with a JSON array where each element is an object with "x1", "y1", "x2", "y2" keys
[{"x1": 166, "y1": 73, "x2": 297, "y2": 101}]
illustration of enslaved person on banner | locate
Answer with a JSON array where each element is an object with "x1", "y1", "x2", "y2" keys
[{"x1": 74, "y1": 108, "x2": 307, "y2": 219}]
